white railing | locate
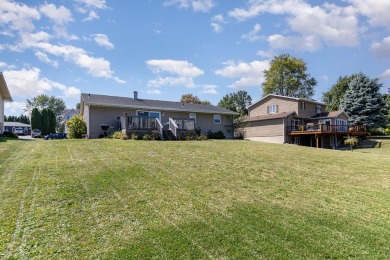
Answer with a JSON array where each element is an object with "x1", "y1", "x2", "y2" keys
[
  {"x1": 169, "y1": 117, "x2": 178, "y2": 138},
  {"x1": 155, "y1": 118, "x2": 163, "y2": 140}
]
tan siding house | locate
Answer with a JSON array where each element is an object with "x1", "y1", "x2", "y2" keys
[
  {"x1": 80, "y1": 92, "x2": 237, "y2": 139},
  {"x1": 0, "y1": 73, "x2": 13, "y2": 134},
  {"x1": 241, "y1": 94, "x2": 365, "y2": 148}
]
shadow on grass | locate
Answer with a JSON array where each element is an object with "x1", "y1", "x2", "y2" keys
[
  {"x1": 100, "y1": 203, "x2": 389, "y2": 259},
  {"x1": 0, "y1": 137, "x2": 36, "y2": 142}
]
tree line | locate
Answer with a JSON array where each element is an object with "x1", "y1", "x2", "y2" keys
[
  {"x1": 31, "y1": 108, "x2": 56, "y2": 135},
  {"x1": 4, "y1": 114, "x2": 30, "y2": 124},
  {"x1": 181, "y1": 53, "x2": 389, "y2": 130}
]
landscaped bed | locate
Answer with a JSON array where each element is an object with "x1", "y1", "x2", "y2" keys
[{"x1": 0, "y1": 138, "x2": 389, "y2": 258}]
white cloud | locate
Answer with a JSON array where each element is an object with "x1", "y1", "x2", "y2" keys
[
  {"x1": 92, "y1": 34, "x2": 114, "y2": 49},
  {"x1": 163, "y1": 0, "x2": 215, "y2": 12},
  {"x1": 257, "y1": 50, "x2": 273, "y2": 58},
  {"x1": 268, "y1": 34, "x2": 322, "y2": 51},
  {"x1": 39, "y1": 4, "x2": 73, "y2": 25},
  {"x1": 147, "y1": 77, "x2": 196, "y2": 88},
  {"x1": 370, "y1": 37, "x2": 390, "y2": 58},
  {"x1": 83, "y1": 10, "x2": 99, "y2": 22},
  {"x1": 380, "y1": 69, "x2": 390, "y2": 79},
  {"x1": 241, "y1": 23, "x2": 262, "y2": 41},
  {"x1": 4, "y1": 101, "x2": 26, "y2": 115},
  {"x1": 192, "y1": 0, "x2": 215, "y2": 12},
  {"x1": 228, "y1": 0, "x2": 359, "y2": 49},
  {"x1": 146, "y1": 59, "x2": 204, "y2": 78},
  {"x1": 215, "y1": 60, "x2": 270, "y2": 89},
  {"x1": 0, "y1": 0, "x2": 40, "y2": 32},
  {"x1": 211, "y1": 14, "x2": 226, "y2": 33},
  {"x1": 146, "y1": 89, "x2": 162, "y2": 95},
  {"x1": 15, "y1": 37, "x2": 124, "y2": 82},
  {"x1": 74, "y1": 0, "x2": 107, "y2": 9},
  {"x1": 202, "y1": 85, "x2": 218, "y2": 94},
  {"x1": 146, "y1": 59, "x2": 203, "y2": 88},
  {"x1": 2, "y1": 68, "x2": 80, "y2": 98},
  {"x1": 35, "y1": 51, "x2": 59, "y2": 67},
  {"x1": 348, "y1": 0, "x2": 390, "y2": 28}
]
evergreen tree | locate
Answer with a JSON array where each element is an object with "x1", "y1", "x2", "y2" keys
[
  {"x1": 341, "y1": 73, "x2": 387, "y2": 128},
  {"x1": 31, "y1": 108, "x2": 42, "y2": 131},
  {"x1": 41, "y1": 108, "x2": 50, "y2": 135},
  {"x1": 48, "y1": 109, "x2": 56, "y2": 133}
]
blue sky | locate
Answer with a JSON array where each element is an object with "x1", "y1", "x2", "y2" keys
[{"x1": 1, "y1": 0, "x2": 390, "y2": 116}]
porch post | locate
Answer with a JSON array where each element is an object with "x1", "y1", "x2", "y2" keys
[{"x1": 316, "y1": 134, "x2": 319, "y2": 148}]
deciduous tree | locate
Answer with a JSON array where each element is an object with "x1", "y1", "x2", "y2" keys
[
  {"x1": 218, "y1": 90, "x2": 252, "y2": 117},
  {"x1": 262, "y1": 54, "x2": 317, "y2": 99},
  {"x1": 322, "y1": 74, "x2": 358, "y2": 111}
]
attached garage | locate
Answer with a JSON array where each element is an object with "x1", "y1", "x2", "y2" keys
[{"x1": 241, "y1": 112, "x2": 295, "y2": 144}]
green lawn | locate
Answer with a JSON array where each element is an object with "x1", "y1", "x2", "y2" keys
[{"x1": 1, "y1": 138, "x2": 389, "y2": 259}]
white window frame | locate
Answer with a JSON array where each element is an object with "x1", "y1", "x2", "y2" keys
[
  {"x1": 268, "y1": 105, "x2": 277, "y2": 114},
  {"x1": 189, "y1": 113, "x2": 196, "y2": 123},
  {"x1": 214, "y1": 114, "x2": 221, "y2": 124},
  {"x1": 316, "y1": 105, "x2": 322, "y2": 114},
  {"x1": 136, "y1": 110, "x2": 161, "y2": 121},
  {"x1": 292, "y1": 119, "x2": 301, "y2": 131},
  {"x1": 336, "y1": 119, "x2": 348, "y2": 131},
  {"x1": 300, "y1": 102, "x2": 305, "y2": 110}
]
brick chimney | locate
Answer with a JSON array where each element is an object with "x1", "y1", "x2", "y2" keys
[{"x1": 133, "y1": 91, "x2": 138, "y2": 99}]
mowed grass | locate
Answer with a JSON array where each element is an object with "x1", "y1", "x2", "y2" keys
[{"x1": 0, "y1": 138, "x2": 389, "y2": 259}]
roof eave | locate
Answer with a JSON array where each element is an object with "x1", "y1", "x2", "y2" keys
[{"x1": 87, "y1": 102, "x2": 239, "y2": 115}]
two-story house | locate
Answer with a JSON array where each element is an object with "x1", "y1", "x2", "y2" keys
[
  {"x1": 241, "y1": 94, "x2": 366, "y2": 148},
  {"x1": 0, "y1": 72, "x2": 13, "y2": 134}
]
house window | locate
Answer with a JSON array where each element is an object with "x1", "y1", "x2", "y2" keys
[
  {"x1": 336, "y1": 119, "x2": 348, "y2": 131},
  {"x1": 300, "y1": 102, "x2": 305, "y2": 110},
  {"x1": 292, "y1": 119, "x2": 301, "y2": 131},
  {"x1": 67, "y1": 116, "x2": 70, "y2": 120},
  {"x1": 214, "y1": 115, "x2": 221, "y2": 124},
  {"x1": 316, "y1": 105, "x2": 322, "y2": 114},
  {"x1": 189, "y1": 113, "x2": 196, "y2": 122},
  {"x1": 137, "y1": 110, "x2": 161, "y2": 120},
  {"x1": 268, "y1": 105, "x2": 278, "y2": 114}
]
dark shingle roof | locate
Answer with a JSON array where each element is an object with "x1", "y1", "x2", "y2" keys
[{"x1": 81, "y1": 93, "x2": 238, "y2": 115}]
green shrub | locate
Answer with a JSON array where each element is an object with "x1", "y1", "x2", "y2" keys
[
  {"x1": 131, "y1": 133, "x2": 139, "y2": 140},
  {"x1": 66, "y1": 115, "x2": 87, "y2": 139},
  {"x1": 185, "y1": 134, "x2": 196, "y2": 141},
  {"x1": 143, "y1": 134, "x2": 152, "y2": 140},
  {"x1": 207, "y1": 130, "x2": 225, "y2": 139},
  {"x1": 344, "y1": 137, "x2": 359, "y2": 146},
  {"x1": 197, "y1": 134, "x2": 208, "y2": 141},
  {"x1": 151, "y1": 130, "x2": 161, "y2": 140},
  {"x1": 111, "y1": 131, "x2": 128, "y2": 140},
  {"x1": 385, "y1": 128, "x2": 390, "y2": 135},
  {"x1": 2, "y1": 131, "x2": 18, "y2": 138}
]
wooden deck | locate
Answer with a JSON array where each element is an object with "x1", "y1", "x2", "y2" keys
[{"x1": 288, "y1": 124, "x2": 367, "y2": 136}]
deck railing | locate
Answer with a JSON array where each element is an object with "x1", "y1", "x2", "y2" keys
[
  {"x1": 169, "y1": 118, "x2": 178, "y2": 138},
  {"x1": 173, "y1": 118, "x2": 195, "y2": 131},
  {"x1": 287, "y1": 124, "x2": 366, "y2": 133},
  {"x1": 155, "y1": 118, "x2": 163, "y2": 140},
  {"x1": 126, "y1": 116, "x2": 158, "y2": 130}
]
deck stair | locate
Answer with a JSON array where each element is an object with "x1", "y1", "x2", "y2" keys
[{"x1": 162, "y1": 130, "x2": 176, "y2": 140}]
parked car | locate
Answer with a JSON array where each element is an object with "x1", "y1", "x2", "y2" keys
[
  {"x1": 13, "y1": 127, "x2": 24, "y2": 135},
  {"x1": 44, "y1": 133, "x2": 67, "y2": 140},
  {"x1": 31, "y1": 129, "x2": 42, "y2": 138}
]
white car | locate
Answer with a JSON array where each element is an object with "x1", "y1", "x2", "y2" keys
[{"x1": 13, "y1": 127, "x2": 24, "y2": 135}]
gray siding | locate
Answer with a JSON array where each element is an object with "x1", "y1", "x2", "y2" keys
[{"x1": 86, "y1": 105, "x2": 234, "y2": 138}]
